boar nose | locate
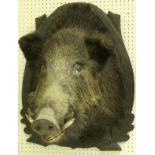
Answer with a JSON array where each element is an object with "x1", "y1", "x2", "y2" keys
[{"x1": 31, "y1": 119, "x2": 58, "y2": 137}]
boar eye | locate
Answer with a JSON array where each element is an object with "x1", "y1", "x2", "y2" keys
[{"x1": 73, "y1": 63, "x2": 83, "y2": 73}]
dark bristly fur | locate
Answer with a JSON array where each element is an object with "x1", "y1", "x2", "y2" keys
[{"x1": 19, "y1": 2, "x2": 134, "y2": 150}]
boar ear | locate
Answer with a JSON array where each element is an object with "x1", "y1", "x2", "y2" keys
[
  {"x1": 35, "y1": 14, "x2": 47, "y2": 29},
  {"x1": 85, "y1": 34, "x2": 114, "y2": 66},
  {"x1": 107, "y1": 11, "x2": 121, "y2": 34},
  {"x1": 18, "y1": 33, "x2": 45, "y2": 61}
]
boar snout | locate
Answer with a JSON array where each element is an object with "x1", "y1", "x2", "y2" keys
[
  {"x1": 30, "y1": 108, "x2": 62, "y2": 143},
  {"x1": 31, "y1": 119, "x2": 55, "y2": 133},
  {"x1": 29, "y1": 107, "x2": 75, "y2": 143},
  {"x1": 31, "y1": 119, "x2": 61, "y2": 143}
]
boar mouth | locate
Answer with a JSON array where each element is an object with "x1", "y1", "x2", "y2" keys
[{"x1": 42, "y1": 132, "x2": 64, "y2": 143}]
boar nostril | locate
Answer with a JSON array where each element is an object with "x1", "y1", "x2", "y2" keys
[
  {"x1": 35, "y1": 126, "x2": 41, "y2": 131},
  {"x1": 48, "y1": 125, "x2": 53, "y2": 130}
]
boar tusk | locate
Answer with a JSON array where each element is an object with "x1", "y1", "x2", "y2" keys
[
  {"x1": 26, "y1": 113, "x2": 34, "y2": 123},
  {"x1": 63, "y1": 118, "x2": 75, "y2": 131},
  {"x1": 67, "y1": 111, "x2": 74, "y2": 119}
]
